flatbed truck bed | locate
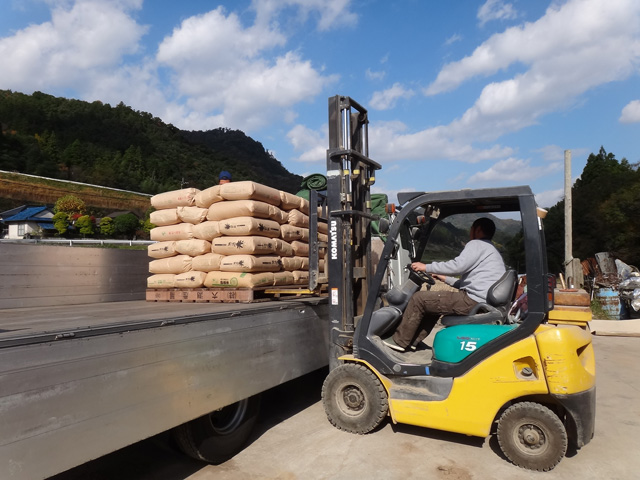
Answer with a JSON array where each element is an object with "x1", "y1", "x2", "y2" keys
[{"x1": 0, "y1": 297, "x2": 329, "y2": 479}]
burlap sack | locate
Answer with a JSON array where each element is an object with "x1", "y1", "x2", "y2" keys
[
  {"x1": 177, "y1": 206, "x2": 208, "y2": 224},
  {"x1": 147, "y1": 274, "x2": 176, "y2": 288},
  {"x1": 291, "y1": 241, "x2": 309, "y2": 257},
  {"x1": 149, "y1": 255, "x2": 193, "y2": 274},
  {"x1": 204, "y1": 271, "x2": 274, "y2": 288},
  {"x1": 207, "y1": 200, "x2": 272, "y2": 222},
  {"x1": 195, "y1": 185, "x2": 223, "y2": 208},
  {"x1": 175, "y1": 239, "x2": 212, "y2": 256},
  {"x1": 193, "y1": 221, "x2": 221, "y2": 241},
  {"x1": 191, "y1": 253, "x2": 224, "y2": 272},
  {"x1": 148, "y1": 241, "x2": 177, "y2": 259},
  {"x1": 287, "y1": 209, "x2": 309, "y2": 228},
  {"x1": 211, "y1": 236, "x2": 279, "y2": 255},
  {"x1": 282, "y1": 256, "x2": 304, "y2": 271},
  {"x1": 175, "y1": 271, "x2": 207, "y2": 288},
  {"x1": 279, "y1": 191, "x2": 302, "y2": 211},
  {"x1": 151, "y1": 188, "x2": 199, "y2": 209},
  {"x1": 150, "y1": 223, "x2": 194, "y2": 241},
  {"x1": 220, "y1": 255, "x2": 283, "y2": 273},
  {"x1": 292, "y1": 270, "x2": 309, "y2": 285},
  {"x1": 275, "y1": 238, "x2": 294, "y2": 257},
  {"x1": 150, "y1": 209, "x2": 179, "y2": 227},
  {"x1": 280, "y1": 224, "x2": 309, "y2": 242},
  {"x1": 273, "y1": 271, "x2": 295, "y2": 286},
  {"x1": 220, "y1": 181, "x2": 282, "y2": 206},
  {"x1": 219, "y1": 216, "x2": 281, "y2": 238}
]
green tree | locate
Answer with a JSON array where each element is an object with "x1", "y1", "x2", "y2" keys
[
  {"x1": 99, "y1": 216, "x2": 115, "y2": 237},
  {"x1": 54, "y1": 194, "x2": 86, "y2": 215},
  {"x1": 52, "y1": 212, "x2": 69, "y2": 236},
  {"x1": 113, "y1": 213, "x2": 140, "y2": 238},
  {"x1": 75, "y1": 214, "x2": 95, "y2": 236}
]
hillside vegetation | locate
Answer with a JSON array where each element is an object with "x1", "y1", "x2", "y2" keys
[{"x1": 0, "y1": 90, "x2": 302, "y2": 201}]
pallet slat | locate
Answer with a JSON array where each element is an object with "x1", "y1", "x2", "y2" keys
[{"x1": 146, "y1": 287, "x2": 323, "y2": 303}]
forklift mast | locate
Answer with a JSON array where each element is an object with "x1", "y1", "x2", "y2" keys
[{"x1": 326, "y1": 95, "x2": 381, "y2": 363}]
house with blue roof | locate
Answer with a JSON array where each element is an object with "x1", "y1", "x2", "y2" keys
[{"x1": 1, "y1": 206, "x2": 56, "y2": 239}]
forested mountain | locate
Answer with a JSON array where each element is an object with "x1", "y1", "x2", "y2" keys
[{"x1": 0, "y1": 90, "x2": 303, "y2": 197}]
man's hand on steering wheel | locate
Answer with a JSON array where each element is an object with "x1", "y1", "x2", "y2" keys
[{"x1": 407, "y1": 262, "x2": 435, "y2": 285}]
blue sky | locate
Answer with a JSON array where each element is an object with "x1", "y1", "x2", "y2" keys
[{"x1": 1, "y1": 0, "x2": 639, "y2": 208}]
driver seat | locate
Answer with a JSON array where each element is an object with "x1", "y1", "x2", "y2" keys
[{"x1": 440, "y1": 269, "x2": 518, "y2": 326}]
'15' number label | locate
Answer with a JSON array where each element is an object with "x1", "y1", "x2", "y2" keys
[{"x1": 460, "y1": 341, "x2": 477, "y2": 352}]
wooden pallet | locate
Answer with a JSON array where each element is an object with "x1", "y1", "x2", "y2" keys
[{"x1": 146, "y1": 286, "x2": 323, "y2": 303}]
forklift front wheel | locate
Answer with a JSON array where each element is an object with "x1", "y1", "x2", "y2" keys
[
  {"x1": 322, "y1": 363, "x2": 388, "y2": 434},
  {"x1": 497, "y1": 401, "x2": 568, "y2": 472}
]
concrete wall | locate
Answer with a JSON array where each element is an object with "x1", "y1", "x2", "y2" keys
[{"x1": 0, "y1": 243, "x2": 148, "y2": 309}]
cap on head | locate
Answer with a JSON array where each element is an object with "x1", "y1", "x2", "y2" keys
[{"x1": 219, "y1": 171, "x2": 232, "y2": 181}]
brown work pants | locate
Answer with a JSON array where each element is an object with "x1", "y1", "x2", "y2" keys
[{"x1": 392, "y1": 290, "x2": 477, "y2": 348}]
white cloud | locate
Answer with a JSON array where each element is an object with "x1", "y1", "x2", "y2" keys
[
  {"x1": 444, "y1": 33, "x2": 463, "y2": 46},
  {"x1": 369, "y1": 83, "x2": 414, "y2": 110},
  {"x1": 535, "y1": 188, "x2": 564, "y2": 208},
  {"x1": 467, "y1": 157, "x2": 561, "y2": 184},
  {"x1": 478, "y1": 0, "x2": 517, "y2": 27},
  {"x1": 287, "y1": 124, "x2": 327, "y2": 163},
  {"x1": 424, "y1": 0, "x2": 640, "y2": 142},
  {"x1": 366, "y1": 68, "x2": 386, "y2": 81},
  {"x1": 620, "y1": 99, "x2": 640, "y2": 123},
  {"x1": 0, "y1": 0, "x2": 147, "y2": 91},
  {"x1": 251, "y1": 0, "x2": 357, "y2": 31}
]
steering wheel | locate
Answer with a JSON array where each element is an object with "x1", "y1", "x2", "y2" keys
[{"x1": 407, "y1": 264, "x2": 435, "y2": 286}]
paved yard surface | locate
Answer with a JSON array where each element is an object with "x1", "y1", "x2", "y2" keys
[{"x1": 51, "y1": 335, "x2": 639, "y2": 480}]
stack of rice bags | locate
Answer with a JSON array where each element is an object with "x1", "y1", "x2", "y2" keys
[{"x1": 147, "y1": 181, "x2": 327, "y2": 290}]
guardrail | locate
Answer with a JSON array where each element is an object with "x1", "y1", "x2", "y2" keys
[{"x1": 0, "y1": 238, "x2": 154, "y2": 246}]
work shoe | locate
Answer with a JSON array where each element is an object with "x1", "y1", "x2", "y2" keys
[{"x1": 382, "y1": 336, "x2": 409, "y2": 352}]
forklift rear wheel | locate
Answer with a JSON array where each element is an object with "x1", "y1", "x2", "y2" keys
[
  {"x1": 322, "y1": 363, "x2": 388, "y2": 434},
  {"x1": 171, "y1": 395, "x2": 261, "y2": 464},
  {"x1": 497, "y1": 401, "x2": 567, "y2": 471}
]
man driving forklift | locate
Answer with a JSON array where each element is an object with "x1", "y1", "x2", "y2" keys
[{"x1": 383, "y1": 217, "x2": 505, "y2": 352}]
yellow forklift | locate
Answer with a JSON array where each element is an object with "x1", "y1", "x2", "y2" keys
[{"x1": 319, "y1": 96, "x2": 595, "y2": 471}]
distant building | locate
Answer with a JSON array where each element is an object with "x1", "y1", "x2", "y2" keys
[{"x1": 0, "y1": 206, "x2": 56, "y2": 239}]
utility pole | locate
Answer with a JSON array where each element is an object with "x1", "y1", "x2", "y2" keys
[{"x1": 564, "y1": 150, "x2": 573, "y2": 285}]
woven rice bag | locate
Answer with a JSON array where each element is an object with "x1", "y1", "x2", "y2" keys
[
  {"x1": 148, "y1": 241, "x2": 177, "y2": 259},
  {"x1": 219, "y1": 255, "x2": 283, "y2": 273},
  {"x1": 211, "y1": 236, "x2": 278, "y2": 255},
  {"x1": 273, "y1": 271, "x2": 295, "y2": 286},
  {"x1": 175, "y1": 239, "x2": 212, "y2": 257},
  {"x1": 191, "y1": 253, "x2": 224, "y2": 272},
  {"x1": 275, "y1": 238, "x2": 294, "y2": 257},
  {"x1": 218, "y1": 216, "x2": 281, "y2": 238},
  {"x1": 291, "y1": 241, "x2": 309, "y2": 257},
  {"x1": 177, "y1": 206, "x2": 208, "y2": 224},
  {"x1": 282, "y1": 256, "x2": 304, "y2": 271},
  {"x1": 147, "y1": 274, "x2": 176, "y2": 288},
  {"x1": 279, "y1": 191, "x2": 302, "y2": 210},
  {"x1": 151, "y1": 188, "x2": 199, "y2": 209},
  {"x1": 292, "y1": 270, "x2": 309, "y2": 285},
  {"x1": 149, "y1": 255, "x2": 193, "y2": 274},
  {"x1": 299, "y1": 197, "x2": 310, "y2": 215},
  {"x1": 193, "y1": 221, "x2": 221, "y2": 241},
  {"x1": 287, "y1": 209, "x2": 309, "y2": 228},
  {"x1": 220, "y1": 181, "x2": 281, "y2": 206},
  {"x1": 194, "y1": 185, "x2": 223, "y2": 208},
  {"x1": 204, "y1": 271, "x2": 274, "y2": 288},
  {"x1": 317, "y1": 221, "x2": 328, "y2": 234},
  {"x1": 150, "y1": 223, "x2": 194, "y2": 241},
  {"x1": 207, "y1": 199, "x2": 272, "y2": 222},
  {"x1": 280, "y1": 224, "x2": 309, "y2": 242},
  {"x1": 175, "y1": 271, "x2": 207, "y2": 288},
  {"x1": 150, "y1": 209, "x2": 179, "y2": 227}
]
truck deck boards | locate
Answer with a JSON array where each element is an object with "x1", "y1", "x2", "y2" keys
[{"x1": 0, "y1": 297, "x2": 326, "y2": 347}]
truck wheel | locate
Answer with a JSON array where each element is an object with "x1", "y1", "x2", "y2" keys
[
  {"x1": 497, "y1": 401, "x2": 567, "y2": 471},
  {"x1": 322, "y1": 363, "x2": 388, "y2": 434},
  {"x1": 171, "y1": 395, "x2": 261, "y2": 464}
]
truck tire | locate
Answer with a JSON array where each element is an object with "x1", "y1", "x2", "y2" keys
[
  {"x1": 322, "y1": 363, "x2": 388, "y2": 434},
  {"x1": 171, "y1": 394, "x2": 261, "y2": 464},
  {"x1": 497, "y1": 401, "x2": 567, "y2": 471}
]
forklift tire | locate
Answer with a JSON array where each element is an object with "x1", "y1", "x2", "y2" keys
[
  {"x1": 497, "y1": 401, "x2": 568, "y2": 472},
  {"x1": 171, "y1": 395, "x2": 260, "y2": 464},
  {"x1": 322, "y1": 363, "x2": 388, "y2": 434}
]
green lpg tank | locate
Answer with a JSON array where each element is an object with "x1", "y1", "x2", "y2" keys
[{"x1": 433, "y1": 324, "x2": 517, "y2": 363}]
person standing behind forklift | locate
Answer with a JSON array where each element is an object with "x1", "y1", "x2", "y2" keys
[
  {"x1": 219, "y1": 171, "x2": 232, "y2": 185},
  {"x1": 383, "y1": 217, "x2": 506, "y2": 352}
]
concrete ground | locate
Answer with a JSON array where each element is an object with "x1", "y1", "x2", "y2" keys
[{"x1": 51, "y1": 334, "x2": 639, "y2": 480}]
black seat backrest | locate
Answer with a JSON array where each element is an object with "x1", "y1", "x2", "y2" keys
[
  {"x1": 440, "y1": 269, "x2": 518, "y2": 326},
  {"x1": 486, "y1": 269, "x2": 518, "y2": 308}
]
